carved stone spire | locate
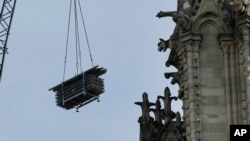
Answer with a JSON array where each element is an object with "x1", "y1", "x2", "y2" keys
[
  {"x1": 157, "y1": 87, "x2": 178, "y2": 124},
  {"x1": 135, "y1": 92, "x2": 155, "y2": 124},
  {"x1": 150, "y1": 99, "x2": 163, "y2": 126},
  {"x1": 135, "y1": 89, "x2": 185, "y2": 141}
]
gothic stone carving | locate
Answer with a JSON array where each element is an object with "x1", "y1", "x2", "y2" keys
[
  {"x1": 135, "y1": 87, "x2": 185, "y2": 141},
  {"x1": 135, "y1": 92, "x2": 155, "y2": 123},
  {"x1": 230, "y1": 0, "x2": 250, "y2": 15},
  {"x1": 156, "y1": 11, "x2": 191, "y2": 33},
  {"x1": 164, "y1": 72, "x2": 181, "y2": 85}
]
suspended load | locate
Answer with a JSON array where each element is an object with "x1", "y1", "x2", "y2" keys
[
  {"x1": 49, "y1": 0, "x2": 107, "y2": 111},
  {"x1": 49, "y1": 66, "x2": 107, "y2": 110}
]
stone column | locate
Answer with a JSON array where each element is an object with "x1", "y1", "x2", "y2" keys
[
  {"x1": 220, "y1": 41, "x2": 232, "y2": 127},
  {"x1": 182, "y1": 40, "x2": 201, "y2": 141},
  {"x1": 234, "y1": 36, "x2": 245, "y2": 124},
  {"x1": 240, "y1": 24, "x2": 250, "y2": 124},
  {"x1": 235, "y1": 37, "x2": 243, "y2": 123},
  {"x1": 178, "y1": 46, "x2": 191, "y2": 141},
  {"x1": 186, "y1": 41, "x2": 196, "y2": 141},
  {"x1": 192, "y1": 41, "x2": 202, "y2": 141},
  {"x1": 229, "y1": 41, "x2": 238, "y2": 124}
]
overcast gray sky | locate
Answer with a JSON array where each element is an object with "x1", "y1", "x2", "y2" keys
[{"x1": 0, "y1": 0, "x2": 180, "y2": 141}]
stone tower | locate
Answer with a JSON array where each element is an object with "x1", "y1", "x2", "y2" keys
[{"x1": 135, "y1": 0, "x2": 250, "y2": 141}]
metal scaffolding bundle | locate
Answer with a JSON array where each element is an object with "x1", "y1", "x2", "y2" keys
[{"x1": 49, "y1": 66, "x2": 107, "y2": 110}]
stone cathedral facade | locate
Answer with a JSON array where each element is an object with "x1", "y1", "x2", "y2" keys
[{"x1": 135, "y1": 0, "x2": 250, "y2": 141}]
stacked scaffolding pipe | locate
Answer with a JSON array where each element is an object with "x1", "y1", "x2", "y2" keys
[{"x1": 49, "y1": 66, "x2": 107, "y2": 110}]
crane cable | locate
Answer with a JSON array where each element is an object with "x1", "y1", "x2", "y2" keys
[
  {"x1": 74, "y1": 0, "x2": 82, "y2": 74},
  {"x1": 63, "y1": 0, "x2": 94, "y2": 82},
  {"x1": 63, "y1": 0, "x2": 72, "y2": 82},
  {"x1": 78, "y1": 0, "x2": 94, "y2": 67}
]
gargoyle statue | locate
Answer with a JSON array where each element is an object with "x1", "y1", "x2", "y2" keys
[
  {"x1": 230, "y1": 0, "x2": 250, "y2": 15},
  {"x1": 158, "y1": 38, "x2": 169, "y2": 52},
  {"x1": 156, "y1": 3, "x2": 192, "y2": 31}
]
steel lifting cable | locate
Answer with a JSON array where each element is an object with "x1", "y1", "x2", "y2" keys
[
  {"x1": 61, "y1": 0, "x2": 73, "y2": 99},
  {"x1": 63, "y1": 0, "x2": 94, "y2": 82},
  {"x1": 63, "y1": 0, "x2": 73, "y2": 83},
  {"x1": 74, "y1": 0, "x2": 81, "y2": 74},
  {"x1": 77, "y1": 0, "x2": 94, "y2": 67}
]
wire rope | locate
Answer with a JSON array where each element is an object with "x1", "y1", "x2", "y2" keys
[
  {"x1": 63, "y1": 0, "x2": 73, "y2": 83},
  {"x1": 63, "y1": 0, "x2": 94, "y2": 81},
  {"x1": 77, "y1": 0, "x2": 94, "y2": 66},
  {"x1": 75, "y1": 0, "x2": 83, "y2": 73},
  {"x1": 74, "y1": 0, "x2": 79, "y2": 74}
]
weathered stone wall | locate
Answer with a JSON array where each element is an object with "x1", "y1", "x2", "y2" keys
[{"x1": 199, "y1": 23, "x2": 228, "y2": 141}]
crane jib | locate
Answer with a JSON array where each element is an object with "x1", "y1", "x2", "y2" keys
[{"x1": 0, "y1": 0, "x2": 17, "y2": 82}]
